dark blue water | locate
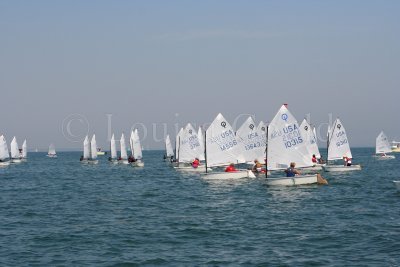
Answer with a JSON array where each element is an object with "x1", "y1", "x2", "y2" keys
[{"x1": 0, "y1": 148, "x2": 399, "y2": 266}]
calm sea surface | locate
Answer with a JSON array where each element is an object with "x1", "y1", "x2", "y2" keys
[{"x1": 0, "y1": 148, "x2": 399, "y2": 266}]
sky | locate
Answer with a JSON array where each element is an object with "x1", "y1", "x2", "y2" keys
[{"x1": 1, "y1": 0, "x2": 399, "y2": 150}]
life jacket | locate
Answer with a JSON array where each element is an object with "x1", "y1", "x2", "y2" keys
[
  {"x1": 286, "y1": 167, "x2": 296, "y2": 177},
  {"x1": 312, "y1": 157, "x2": 317, "y2": 163},
  {"x1": 192, "y1": 160, "x2": 200, "y2": 168},
  {"x1": 225, "y1": 166, "x2": 237, "y2": 172}
]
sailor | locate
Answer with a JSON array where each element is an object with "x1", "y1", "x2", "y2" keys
[{"x1": 284, "y1": 162, "x2": 301, "y2": 177}]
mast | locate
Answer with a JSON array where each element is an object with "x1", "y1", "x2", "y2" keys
[{"x1": 265, "y1": 125, "x2": 268, "y2": 178}]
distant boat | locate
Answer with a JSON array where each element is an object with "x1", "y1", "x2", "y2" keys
[
  {"x1": 0, "y1": 135, "x2": 10, "y2": 167},
  {"x1": 96, "y1": 148, "x2": 106, "y2": 156},
  {"x1": 391, "y1": 141, "x2": 400, "y2": 152},
  {"x1": 10, "y1": 136, "x2": 22, "y2": 163},
  {"x1": 164, "y1": 135, "x2": 174, "y2": 162},
  {"x1": 130, "y1": 129, "x2": 144, "y2": 167},
  {"x1": 81, "y1": 135, "x2": 98, "y2": 164},
  {"x1": 47, "y1": 143, "x2": 57, "y2": 158},
  {"x1": 119, "y1": 133, "x2": 129, "y2": 164},
  {"x1": 21, "y1": 139, "x2": 27, "y2": 161},
  {"x1": 375, "y1": 132, "x2": 395, "y2": 159},
  {"x1": 322, "y1": 118, "x2": 361, "y2": 172},
  {"x1": 109, "y1": 134, "x2": 118, "y2": 164}
]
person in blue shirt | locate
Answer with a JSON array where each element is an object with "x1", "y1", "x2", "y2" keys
[{"x1": 285, "y1": 162, "x2": 301, "y2": 177}]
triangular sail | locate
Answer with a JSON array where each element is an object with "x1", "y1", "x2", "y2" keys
[
  {"x1": 131, "y1": 129, "x2": 143, "y2": 159},
  {"x1": 327, "y1": 118, "x2": 352, "y2": 160},
  {"x1": 48, "y1": 143, "x2": 56, "y2": 155},
  {"x1": 110, "y1": 134, "x2": 117, "y2": 159},
  {"x1": 165, "y1": 135, "x2": 174, "y2": 157},
  {"x1": 90, "y1": 134, "x2": 97, "y2": 160},
  {"x1": 22, "y1": 139, "x2": 27, "y2": 158},
  {"x1": 178, "y1": 123, "x2": 202, "y2": 163},
  {"x1": 120, "y1": 133, "x2": 128, "y2": 160},
  {"x1": 0, "y1": 135, "x2": 10, "y2": 160},
  {"x1": 205, "y1": 113, "x2": 245, "y2": 167},
  {"x1": 376, "y1": 131, "x2": 392, "y2": 154},
  {"x1": 299, "y1": 119, "x2": 321, "y2": 161},
  {"x1": 10, "y1": 136, "x2": 19, "y2": 159},
  {"x1": 267, "y1": 105, "x2": 312, "y2": 170},
  {"x1": 83, "y1": 135, "x2": 90, "y2": 159},
  {"x1": 236, "y1": 117, "x2": 265, "y2": 162},
  {"x1": 197, "y1": 126, "x2": 205, "y2": 161}
]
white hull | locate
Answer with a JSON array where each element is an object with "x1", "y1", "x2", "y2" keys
[
  {"x1": 131, "y1": 161, "x2": 144, "y2": 167},
  {"x1": 0, "y1": 161, "x2": 10, "y2": 167},
  {"x1": 374, "y1": 154, "x2": 395, "y2": 159},
  {"x1": 201, "y1": 169, "x2": 255, "y2": 179},
  {"x1": 174, "y1": 165, "x2": 210, "y2": 172},
  {"x1": 109, "y1": 159, "x2": 119, "y2": 164},
  {"x1": 118, "y1": 160, "x2": 129, "y2": 165},
  {"x1": 266, "y1": 174, "x2": 319, "y2": 186},
  {"x1": 322, "y1": 164, "x2": 361, "y2": 172},
  {"x1": 394, "y1": 181, "x2": 400, "y2": 191},
  {"x1": 11, "y1": 158, "x2": 22, "y2": 163},
  {"x1": 300, "y1": 164, "x2": 324, "y2": 173},
  {"x1": 47, "y1": 154, "x2": 57, "y2": 158},
  {"x1": 97, "y1": 151, "x2": 106, "y2": 156}
]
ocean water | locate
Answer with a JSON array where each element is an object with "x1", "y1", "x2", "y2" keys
[{"x1": 0, "y1": 148, "x2": 399, "y2": 266}]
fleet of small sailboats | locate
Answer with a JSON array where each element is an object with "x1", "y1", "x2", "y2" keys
[{"x1": 0, "y1": 135, "x2": 10, "y2": 167}]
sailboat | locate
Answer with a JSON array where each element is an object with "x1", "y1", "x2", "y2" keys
[
  {"x1": 0, "y1": 135, "x2": 10, "y2": 167},
  {"x1": 164, "y1": 135, "x2": 174, "y2": 162},
  {"x1": 375, "y1": 131, "x2": 395, "y2": 159},
  {"x1": 197, "y1": 126, "x2": 206, "y2": 161},
  {"x1": 265, "y1": 105, "x2": 327, "y2": 186},
  {"x1": 236, "y1": 116, "x2": 266, "y2": 164},
  {"x1": 89, "y1": 134, "x2": 99, "y2": 164},
  {"x1": 322, "y1": 118, "x2": 361, "y2": 172},
  {"x1": 130, "y1": 129, "x2": 144, "y2": 167},
  {"x1": 119, "y1": 133, "x2": 129, "y2": 164},
  {"x1": 81, "y1": 135, "x2": 90, "y2": 163},
  {"x1": 174, "y1": 123, "x2": 207, "y2": 172},
  {"x1": 47, "y1": 143, "x2": 57, "y2": 158},
  {"x1": 109, "y1": 134, "x2": 118, "y2": 163},
  {"x1": 298, "y1": 119, "x2": 323, "y2": 172},
  {"x1": 10, "y1": 136, "x2": 21, "y2": 163},
  {"x1": 20, "y1": 139, "x2": 27, "y2": 161},
  {"x1": 201, "y1": 113, "x2": 254, "y2": 179}
]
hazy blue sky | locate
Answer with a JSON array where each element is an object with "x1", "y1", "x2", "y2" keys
[{"x1": 1, "y1": 0, "x2": 399, "y2": 150}]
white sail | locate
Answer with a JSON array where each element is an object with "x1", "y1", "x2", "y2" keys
[
  {"x1": 131, "y1": 129, "x2": 143, "y2": 159},
  {"x1": 267, "y1": 105, "x2": 312, "y2": 170},
  {"x1": 83, "y1": 135, "x2": 90, "y2": 159},
  {"x1": 257, "y1": 121, "x2": 268, "y2": 162},
  {"x1": 0, "y1": 135, "x2": 10, "y2": 160},
  {"x1": 327, "y1": 118, "x2": 352, "y2": 160},
  {"x1": 175, "y1": 128, "x2": 183, "y2": 161},
  {"x1": 312, "y1": 127, "x2": 320, "y2": 158},
  {"x1": 90, "y1": 134, "x2": 97, "y2": 160},
  {"x1": 178, "y1": 123, "x2": 202, "y2": 163},
  {"x1": 205, "y1": 113, "x2": 245, "y2": 167},
  {"x1": 236, "y1": 117, "x2": 265, "y2": 163},
  {"x1": 197, "y1": 126, "x2": 205, "y2": 161},
  {"x1": 165, "y1": 135, "x2": 174, "y2": 157},
  {"x1": 22, "y1": 139, "x2": 27, "y2": 158},
  {"x1": 110, "y1": 134, "x2": 117, "y2": 159},
  {"x1": 10, "y1": 136, "x2": 19, "y2": 159},
  {"x1": 376, "y1": 131, "x2": 392, "y2": 154},
  {"x1": 48, "y1": 143, "x2": 56, "y2": 155},
  {"x1": 120, "y1": 133, "x2": 128, "y2": 160},
  {"x1": 299, "y1": 119, "x2": 321, "y2": 161}
]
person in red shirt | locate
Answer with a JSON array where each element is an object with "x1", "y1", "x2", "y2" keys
[
  {"x1": 225, "y1": 163, "x2": 237, "y2": 172},
  {"x1": 312, "y1": 154, "x2": 317, "y2": 163},
  {"x1": 191, "y1": 158, "x2": 200, "y2": 168}
]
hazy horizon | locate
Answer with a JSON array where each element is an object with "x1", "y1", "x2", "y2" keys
[{"x1": 1, "y1": 1, "x2": 399, "y2": 150}]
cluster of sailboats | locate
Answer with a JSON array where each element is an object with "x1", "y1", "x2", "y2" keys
[
  {"x1": 165, "y1": 104, "x2": 371, "y2": 186},
  {"x1": 0, "y1": 136, "x2": 27, "y2": 166},
  {"x1": 81, "y1": 129, "x2": 144, "y2": 167}
]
